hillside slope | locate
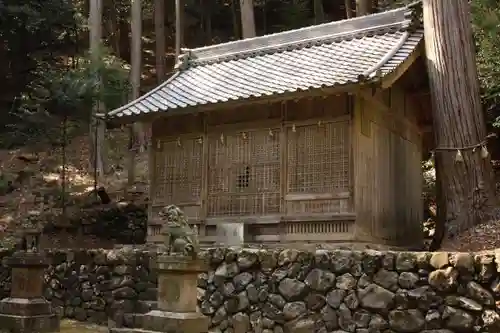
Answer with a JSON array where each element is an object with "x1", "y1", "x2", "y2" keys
[{"x1": 0, "y1": 127, "x2": 148, "y2": 246}]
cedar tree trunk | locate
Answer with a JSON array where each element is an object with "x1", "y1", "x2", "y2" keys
[{"x1": 423, "y1": 0, "x2": 496, "y2": 247}]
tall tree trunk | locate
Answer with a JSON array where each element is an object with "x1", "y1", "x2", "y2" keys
[
  {"x1": 128, "y1": 0, "x2": 144, "y2": 187},
  {"x1": 356, "y1": 0, "x2": 373, "y2": 16},
  {"x1": 155, "y1": 0, "x2": 166, "y2": 83},
  {"x1": 239, "y1": 0, "x2": 256, "y2": 38},
  {"x1": 423, "y1": 0, "x2": 496, "y2": 245},
  {"x1": 89, "y1": 0, "x2": 105, "y2": 179},
  {"x1": 175, "y1": 0, "x2": 184, "y2": 59},
  {"x1": 345, "y1": 0, "x2": 353, "y2": 18},
  {"x1": 313, "y1": 0, "x2": 325, "y2": 24}
]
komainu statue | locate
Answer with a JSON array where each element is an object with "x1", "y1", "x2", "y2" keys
[{"x1": 158, "y1": 205, "x2": 199, "y2": 258}]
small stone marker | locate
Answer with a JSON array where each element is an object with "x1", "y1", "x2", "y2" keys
[
  {"x1": 0, "y1": 251, "x2": 59, "y2": 332},
  {"x1": 216, "y1": 222, "x2": 246, "y2": 247}
]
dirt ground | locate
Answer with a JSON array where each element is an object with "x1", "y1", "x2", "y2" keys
[{"x1": 60, "y1": 320, "x2": 108, "y2": 333}]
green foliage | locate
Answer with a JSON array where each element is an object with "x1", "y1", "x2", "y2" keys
[
  {"x1": 471, "y1": 0, "x2": 500, "y2": 127},
  {"x1": 0, "y1": 0, "x2": 79, "y2": 106},
  {"x1": 422, "y1": 157, "x2": 436, "y2": 203},
  {"x1": 10, "y1": 47, "x2": 130, "y2": 147},
  {"x1": 46, "y1": 48, "x2": 131, "y2": 114}
]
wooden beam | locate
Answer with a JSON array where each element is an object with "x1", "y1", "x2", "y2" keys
[
  {"x1": 205, "y1": 215, "x2": 282, "y2": 225},
  {"x1": 283, "y1": 213, "x2": 356, "y2": 222},
  {"x1": 285, "y1": 192, "x2": 350, "y2": 201}
]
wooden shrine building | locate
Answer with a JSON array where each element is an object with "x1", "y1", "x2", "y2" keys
[{"x1": 106, "y1": 3, "x2": 432, "y2": 248}]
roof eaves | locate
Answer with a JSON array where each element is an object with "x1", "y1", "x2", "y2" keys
[
  {"x1": 359, "y1": 30, "x2": 411, "y2": 80},
  {"x1": 107, "y1": 72, "x2": 181, "y2": 118}
]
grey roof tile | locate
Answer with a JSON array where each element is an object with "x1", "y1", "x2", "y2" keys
[{"x1": 108, "y1": 3, "x2": 423, "y2": 119}]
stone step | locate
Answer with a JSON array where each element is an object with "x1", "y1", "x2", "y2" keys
[
  {"x1": 110, "y1": 328, "x2": 156, "y2": 333},
  {"x1": 136, "y1": 300, "x2": 158, "y2": 313},
  {"x1": 111, "y1": 329, "x2": 216, "y2": 333},
  {"x1": 129, "y1": 313, "x2": 145, "y2": 328}
]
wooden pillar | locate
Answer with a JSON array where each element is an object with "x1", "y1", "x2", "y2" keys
[
  {"x1": 200, "y1": 114, "x2": 209, "y2": 239},
  {"x1": 279, "y1": 101, "x2": 288, "y2": 242}
]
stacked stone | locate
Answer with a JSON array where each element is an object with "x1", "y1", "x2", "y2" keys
[
  {"x1": 198, "y1": 248, "x2": 500, "y2": 333},
  {"x1": 41, "y1": 248, "x2": 155, "y2": 327}
]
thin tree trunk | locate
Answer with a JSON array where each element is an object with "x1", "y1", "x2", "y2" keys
[
  {"x1": 313, "y1": 0, "x2": 325, "y2": 24},
  {"x1": 155, "y1": 0, "x2": 166, "y2": 83},
  {"x1": 108, "y1": 0, "x2": 121, "y2": 56},
  {"x1": 356, "y1": 0, "x2": 373, "y2": 16},
  {"x1": 239, "y1": 0, "x2": 256, "y2": 38},
  {"x1": 89, "y1": 0, "x2": 105, "y2": 178},
  {"x1": 128, "y1": 0, "x2": 144, "y2": 187},
  {"x1": 231, "y1": 0, "x2": 241, "y2": 39},
  {"x1": 175, "y1": 0, "x2": 184, "y2": 59},
  {"x1": 118, "y1": 15, "x2": 130, "y2": 62},
  {"x1": 262, "y1": 0, "x2": 267, "y2": 34},
  {"x1": 345, "y1": 0, "x2": 353, "y2": 18},
  {"x1": 201, "y1": 0, "x2": 212, "y2": 44},
  {"x1": 423, "y1": 0, "x2": 496, "y2": 244}
]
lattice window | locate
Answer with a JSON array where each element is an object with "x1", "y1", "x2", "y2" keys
[
  {"x1": 207, "y1": 128, "x2": 281, "y2": 217},
  {"x1": 287, "y1": 121, "x2": 350, "y2": 193},
  {"x1": 153, "y1": 136, "x2": 203, "y2": 205}
]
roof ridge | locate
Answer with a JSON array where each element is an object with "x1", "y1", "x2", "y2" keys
[{"x1": 176, "y1": 4, "x2": 419, "y2": 69}]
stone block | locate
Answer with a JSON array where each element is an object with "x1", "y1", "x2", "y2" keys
[
  {"x1": 0, "y1": 312, "x2": 59, "y2": 333},
  {"x1": 141, "y1": 310, "x2": 209, "y2": 333},
  {"x1": 216, "y1": 223, "x2": 247, "y2": 247},
  {"x1": 0, "y1": 298, "x2": 52, "y2": 317}
]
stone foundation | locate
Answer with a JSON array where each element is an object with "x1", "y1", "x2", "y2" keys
[{"x1": 0, "y1": 247, "x2": 498, "y2": 332}]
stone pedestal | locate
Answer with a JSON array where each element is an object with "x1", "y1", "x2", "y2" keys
[
  {"x1": 112, "y1": 254, "x2": 209, "y2": 333},
  {"x1": 0, "y1": 251, "x2": 59, "y2": 333},
  {"x1": 142, "y1": 255, "x2": 208, "y2": 333}
]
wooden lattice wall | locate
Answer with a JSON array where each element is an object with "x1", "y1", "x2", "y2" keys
[
  {"x1": 153, "y1": 136, "x2": 204, "y2": 220},
  {"x1": 150, "y1": 94, "x2": 354, "y2": 242},
  {"x1": 207, "y1": 127, "x2": 281, "y2": 217},
  {"x1": 286, "y1": 120, "x2": 351, "y2": 214}
]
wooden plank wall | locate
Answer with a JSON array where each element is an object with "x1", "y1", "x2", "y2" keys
[{"x1": 353, "y1": 85, "x2": 423, "y2": 248}]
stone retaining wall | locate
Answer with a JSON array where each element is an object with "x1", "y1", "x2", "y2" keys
[
  {"x1": 200, "y1": 248, "x2": 500, "y2": 333},
  {"x1": 0, "y1": 247, "x2": 156, "y2": 326},
  {"x1": 0, "y1": 247, "x2": 499, "y2": 332}
]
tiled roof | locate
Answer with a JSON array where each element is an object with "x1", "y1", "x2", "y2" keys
[{"x1": 107, "y1": 3, "x2": 423, "y2": 119}]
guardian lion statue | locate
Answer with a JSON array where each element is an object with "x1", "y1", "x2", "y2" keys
[{"x1": 158, "y1": 205, "x2": 199, "y2": 258}]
